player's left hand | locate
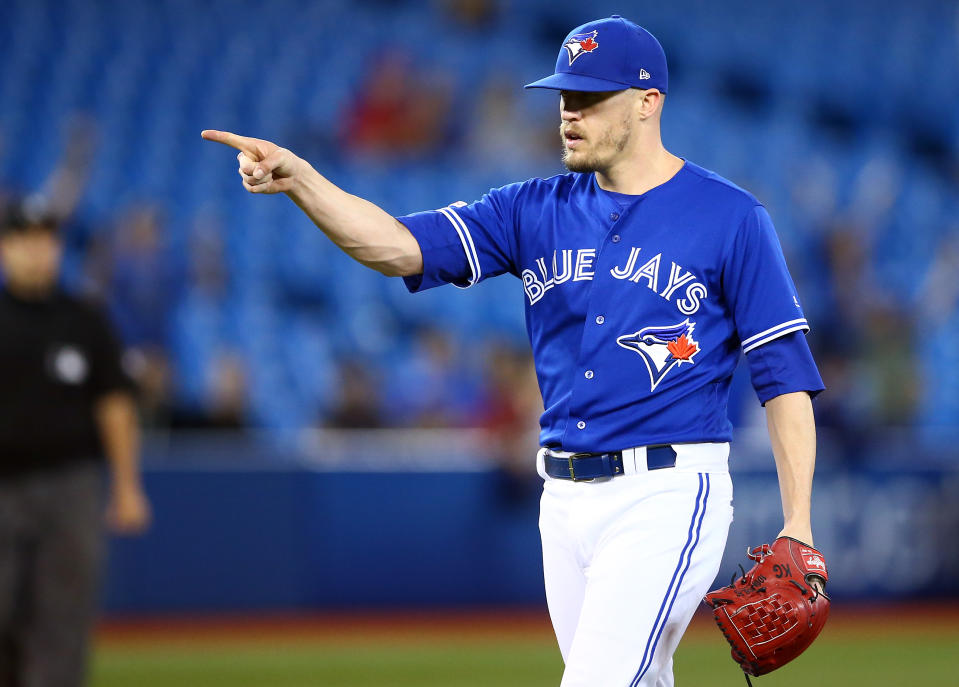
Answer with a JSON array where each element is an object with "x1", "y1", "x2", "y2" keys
[
  {"x1": 777, "y1": 524, "x2": 813, "y2": 546},
  {"x1": 703, "y1": 537, "x2": 830, "y2": 677},
  {"x1": 777, "y1": 526, "x2": 823, "y2": 593},
  {"x1": 106, "y1": 480, "x2": 152, "y2": 535}
]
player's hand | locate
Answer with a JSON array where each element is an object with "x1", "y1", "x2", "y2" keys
[
  {"x1": 201, "y1": 129, "x2": 302, "y2": 194},
  {"x1": 106, "y1": 480, "x2": 152, "y2": 536}
]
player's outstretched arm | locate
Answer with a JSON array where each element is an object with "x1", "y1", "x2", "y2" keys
[
  {"x1": 765, "y1": 391, "x2": 816, "y2": 545},
  {"x1": 201, "y1": 130, "x2": 423, "y2": 277}
]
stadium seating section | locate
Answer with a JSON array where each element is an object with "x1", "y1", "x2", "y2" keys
[{"x1": 2, "y1": 0, "x2": 957, "y2": 436}]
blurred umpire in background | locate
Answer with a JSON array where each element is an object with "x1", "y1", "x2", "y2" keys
[{"x1": 0, "y1": 197, "x2": 150, "y2": 687}]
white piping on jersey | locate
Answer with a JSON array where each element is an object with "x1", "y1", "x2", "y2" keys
[
  {"x1": 438, "y1": 206, "x2": 481, "y2": 288},
  {"x1": 741, "y1": 318, "x2": 808, "y2": 347},
  {"x1": 741, "y1": 318, "x2": 809, "y2": 354}
]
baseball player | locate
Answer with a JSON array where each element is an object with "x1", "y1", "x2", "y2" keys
[{"x1": 202, "y1": 15, "x2": 824, "y2": 686}]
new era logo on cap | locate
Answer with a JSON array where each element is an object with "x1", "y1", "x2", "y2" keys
[{"x1": 524, "y1": 15, "x2": 669, "y2": 93}]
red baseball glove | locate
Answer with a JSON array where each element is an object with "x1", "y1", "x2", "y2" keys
[{"x1": 703, "y1": 537, "x2": 830, "y2": 682}]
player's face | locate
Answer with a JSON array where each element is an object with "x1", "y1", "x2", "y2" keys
[{"x1": 559, "y1": 89, "x2": 635, "y2": 173}]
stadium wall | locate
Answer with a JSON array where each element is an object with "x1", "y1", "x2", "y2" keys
[{"x1": 102, "y1": 433, "x2": 959, "y2": 613}]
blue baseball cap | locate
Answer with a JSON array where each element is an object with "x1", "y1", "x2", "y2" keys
[{"x1": 524, "y1": 16, "x2": 668, "y2": 93}]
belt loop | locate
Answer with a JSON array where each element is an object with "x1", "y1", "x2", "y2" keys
[
  {"x1": 634, "y1": 446, "x2": 648, "y2": 474},
  {"x1": 622, "y1": 447, "x2": 639, "y2": 475},
  {"x1": 536, "y1": 447, "x2": 549, "y2": 480}
]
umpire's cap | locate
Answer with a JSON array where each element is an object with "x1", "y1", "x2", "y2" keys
[
  {"x1": 524, "y1": 16, "x2": 668, "y2": 93},
  {"x1": 0, "y1": 195, "x2": 59, "y2": 236}
]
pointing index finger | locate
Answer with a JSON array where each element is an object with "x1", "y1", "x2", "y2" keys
[{"x1": 201, "y1": 130, "x2": 261, "y2": 159}]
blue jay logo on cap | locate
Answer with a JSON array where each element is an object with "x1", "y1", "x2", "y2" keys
[
  {"x1": 563, "y1": 30, "x2": 599, "y2": 65},
  {"x1": 616, "y1": 319, "x2": 700, "y2": 391}
]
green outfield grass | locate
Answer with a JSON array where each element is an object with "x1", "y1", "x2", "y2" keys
[{"x1": 90, "y1": 617, "x2": 957, "y2": 687}]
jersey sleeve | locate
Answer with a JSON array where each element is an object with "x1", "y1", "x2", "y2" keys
[
  {"x1": 724, "y1": 205, "x2": 810, "y2": 354},
  {"x1": 744, "y1": 330, "x2": 825, "y2": 404},
  {"x1": 396, "y1": 183, "x2": 521, "y2": 292}
]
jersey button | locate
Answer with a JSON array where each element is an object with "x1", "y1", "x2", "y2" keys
[
  {"x1": 611, "y1": 234, "x2": 621, "y2": 243},
  {"x1": 576, "y1": 420, "x2": 586, "y2": 430},
  {"x1": 595, "y1": 315, "x2": 605, "y2": 325},
  {"x1": 584, "y1": 370, "x2": 594, "y2": 379},
  {"x1": 610, "y1": 212, "x2": 620, "y2": 221}
]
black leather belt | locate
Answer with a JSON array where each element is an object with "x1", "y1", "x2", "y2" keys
[{"x1": 543, "y1": 445, "x2": 677, "y2": 481}]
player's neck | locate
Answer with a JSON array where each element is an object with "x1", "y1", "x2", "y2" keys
[
  {"x1": 594, "y1": 144, "x2": 684, "y2": 196},
  {"x1": 2, "y1": 278, "x2": 57, "y2": 302}
]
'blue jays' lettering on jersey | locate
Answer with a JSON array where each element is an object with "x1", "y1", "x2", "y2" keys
[{"x1": 398, "y1": 161, "x2": 818, "y2": 452}]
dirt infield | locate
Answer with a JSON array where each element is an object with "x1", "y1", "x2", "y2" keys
[
  {"x1": 96, "y1": 601, "x2": 959, "y2": 647},
  {"x1": 97, "y1": 607, "x2": 555, "y2": 646}
]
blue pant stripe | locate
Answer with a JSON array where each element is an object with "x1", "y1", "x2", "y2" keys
[{"x1": 629, "y1": 473, "x2": 710, "y2": 687}]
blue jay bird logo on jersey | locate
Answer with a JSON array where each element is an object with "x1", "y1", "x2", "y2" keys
[
  {"x1": 617, "y1": 320, "x2": 700, "y2": 391},
  {"x1": 563, "y1": 30, "x2": 600, "y2": 64}
]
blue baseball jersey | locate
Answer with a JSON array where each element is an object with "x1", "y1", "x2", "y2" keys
[{"x1": 398, "y1": 161, "x2": 823, "y2": 452}]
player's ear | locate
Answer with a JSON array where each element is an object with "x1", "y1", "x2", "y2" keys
[{"x1": 636, "y1": 89, "x2": 663, "y2": 121}]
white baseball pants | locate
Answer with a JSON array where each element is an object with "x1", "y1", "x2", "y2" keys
[{"x1": 537, "y1": 444, "x2": 734, "y2": 687}]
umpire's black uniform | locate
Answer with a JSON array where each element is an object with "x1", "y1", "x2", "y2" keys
[{"x1": 0, "y1": 203, "x2": 136, "y2": 687}]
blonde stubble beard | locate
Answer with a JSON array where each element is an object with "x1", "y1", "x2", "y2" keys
[{"x1": 560, "y1": 110, "x2": 634, "y2": 174}]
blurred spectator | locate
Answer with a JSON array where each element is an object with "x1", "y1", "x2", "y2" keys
[
  {"x1": 105, "y1": 203, "x2": 177, "y2": 425},
  {"x1": 342, "y1": 49, "x2": 455, "y2": 158},
  {"x1": 325, "y1": 358, "x2": 386, "y2": 428},
  {"x1": 385, "y1": 326, "x2": 483, "y2": 427},
  {"x1": 802, "y1": 152, "x2": 920, "y2": 446},
  {"x1": 0, "y1": 197, "x2": 150, "y2": 687},
  {"x1": 38, "y1": 116, "x2": 97, "y2": 226},
  {"x1": 811, "y1": 347, "x2": 870, "y2": 462},
  {"x1": 107, "y1": 203, "x2": 176, "y2": 347},
  {"x1": 466, "y1": 75, "x2": 558, "y2": 174},
  {"x1": 202, "y1": 352, "x2": 249, "y2": 429},
  {"x1": 919, "y1": 232, "x2": 959, "y2": 326},
  {"x1": 168, "y1": 212, "x2": 250, "y2": 429},
  {"x1": 168, "y1": 342, "x2": 250, "y2": 430},
  {"x1": 917, "y1": 233, "x2": 959, "y2": 430},
  {"x1": 860, "y1": 305, "x2": 919, "y2": 427},
  {"x1": 24, "y1": 115, "x2": 100, "y2": 294},
  {"x1": 437, "y1": 0, "x2": 500, "y2": 30},
  {"x1": 819, "y1": 220, "x2": 874, "y2": 331},
  {"x1": 477, "y1": 340, "x2": 541, "y2": 501}
]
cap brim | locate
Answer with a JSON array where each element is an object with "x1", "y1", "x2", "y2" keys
[{"x1": 523, "y1": 72, "x2": 633, "y2": 91}]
